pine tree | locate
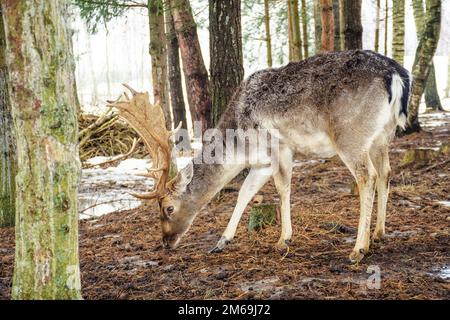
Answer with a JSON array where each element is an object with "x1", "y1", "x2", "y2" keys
[
  {"x1": 264, "y1": 0, "x2": 273, "y2": 67},
  {"x1": 288, "y1": 0, "x2": 303, "y2": 61},
  {"x1": 374, "y1": 0, "x2": 381, "y2": 52},
  {"x1": 210, "y1": 0, "x2": 244, "y2": 126},
  {"x1": 339, "y1": 0, "x2": 362, "y2": 50},
  {"x1": 320, "y1": 0, "x2": 335, "y2": 52},
  {"x1": 314, "y1": 0, "x2": 323, "y2": 53},
  {"x1": 2, "y1": 0, "x2": 82, "y2": 299}
]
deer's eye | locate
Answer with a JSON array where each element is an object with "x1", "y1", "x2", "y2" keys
[{"x1": 164, "y1": 206, "x2": 174, "y2": 215}]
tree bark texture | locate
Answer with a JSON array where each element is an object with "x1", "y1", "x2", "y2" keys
[
  {"x1": 392, "y1": 0, "x2": 405, "y2": 65},
  {"x1": 0, "y1": 6, "x2": 16, "y2": 228},
  {"x1": 332, "y1": 0, "x2": 340, "y2": 51},
  {"x1": 148, "y1": 0, "x2": 171, "y2": 129},
  {"x1": 170, "y1": 0, "x2": 212, "y2": 131},
  {"x1": 288, "y1": 0, "x2": 303, "y2": 61},
  {"x1": 412, "y1": 0, "x2": 442, "y2": 111},
  {"x1": 209, "y1": 0, "x2": 244, "y2": 126},
  {"x1": 264, "y1": 0, "x2": 273, "y2": 67},
  {"x1": 406, "y1": 0, "x2": 441, "y2": 133},
  {"x1": 320, "y1": 0, "x2": 334, "y2": 52},
  {"x1": 2, "y1": 0, "x2": 82, "y2": 299},
  {"x1": 301, "y1": 0, "x2": 308, "y2": 57},
  {"x1": 374, "y1": 0, "x2": 380, "y2": 52},
  {"x1": 314, "y1": 0, "x2": 322, "y2": 53},
  {"x1": 339, "y1": 0, "x2": 362, "y2": 50}
]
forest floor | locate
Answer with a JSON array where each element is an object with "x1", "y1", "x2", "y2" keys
[{"x1": 1, "y1": 113, "x2": 449, "y2": 300}]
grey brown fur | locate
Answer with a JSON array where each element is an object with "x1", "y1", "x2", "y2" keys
[{"x1": 157, "y1": 50, "x2": 411, "y2": 263}]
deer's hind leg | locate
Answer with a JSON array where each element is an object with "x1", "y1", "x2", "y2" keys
[
  {"x1": 369, "y1": 137, "x2": 391, "y2": 242},
  {"x1": 272, "y1": 146, "x2": 294, "y2": 249},
  {"x1": 338, "y1": 149, "x2": 377, "y2": 263}
]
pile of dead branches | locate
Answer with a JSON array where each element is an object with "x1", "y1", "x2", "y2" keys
[{"x1": 78, "y1": 109, "x2": 147, "y2": 164}]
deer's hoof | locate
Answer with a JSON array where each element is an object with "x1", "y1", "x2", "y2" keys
[
  {"x1": 349, "y1": 248, "x2": 366, "y2": 264},
  {"x1": 372, "y1": 230, "x2": 385, "y2": 243},
  {"x1": 275, "y1": 239, "x2": 290, "y2": 253},
  {"x1": 209, "y1": 236, "x2": 230, "y2": 253}
]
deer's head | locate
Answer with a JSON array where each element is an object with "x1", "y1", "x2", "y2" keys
[{"x1": 108, "y1": 85, "x2": 195, "y2": 249}]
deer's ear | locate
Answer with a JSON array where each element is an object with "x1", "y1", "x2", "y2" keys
[{"x1": 169, "y1": 161, "x2": 193, "y2": 194}]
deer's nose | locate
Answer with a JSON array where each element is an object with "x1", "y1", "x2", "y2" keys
[{"x1": 162, "y1": 235, "x2": 180, "y2": 249}]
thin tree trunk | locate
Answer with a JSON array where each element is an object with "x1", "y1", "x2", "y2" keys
[
  {"x1": 339, "y1": 0, "x2": 362, "y2": 50},
  {"x1": 148, "y1": 0, "x2": 171, "y2": 129},
  {"x1": 2, "y1": 0, "x2": 82, "y2": 299},
  {"x1": 105, "y1": 32, "x2": 112, "y2": 96},
  {"x1": 320, "y1": 0, "x2": 334, "y2": 52},
  {"x1": 384, "y1": 0, "x2": 388, "y2": 56},
  {"x1": 166, "y1": 10, "x2": 191, "y2": 147},
  {"x1": 374, "y1": 0, "x2": 381, "y2": 52},
  {"x1": 288, "y1": 0, "x2": 303, "y2": 61},
  {"x1": 0, "y1": 6, "x2": 15, "y2": 228},
  {"x1": 301, "y1": 0, "x2": 309, "y2": 57},
  {"x1": 264, "y1": 0, "x2": 273, "y2": 67},
  {"x1": 314, "y1": 0, "x2": 323, "y2": 53},
  {"x1": 333, "y1": 0, "x2": 340, "y2": 51},
  {"x1": 406, "y1": 0, "x2": 441, "y2": 133},
  {"x1": 169, "y1": 0, "x2": 212, "y2": 132},
  {"x1": 86, "y1": 29, "x2": 98, "y2": 106},
  {"x1": 210, "y1": 0, "x2": 244, "y2": 126},
  {"x1": 412, "y1": 0, "x2": 442, "y2": 111},
  {"x1": 392, "y1": 0, "x2": 405, "y2": 65},
  {"x1": 338, "y1": 0, "x2": 345, "y2": 49}
]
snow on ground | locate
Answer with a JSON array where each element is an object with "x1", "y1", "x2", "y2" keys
[{"x1": 79, "y1": 154, "x2": 195, "y2": 219}]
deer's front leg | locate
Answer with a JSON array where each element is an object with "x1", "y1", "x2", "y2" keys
[
  {"x1": 272, "y1": 147, "x2": 293, "y2": 250},
  {"x1": 210, "y1": 167, "x2": 272, "y2": 253}
]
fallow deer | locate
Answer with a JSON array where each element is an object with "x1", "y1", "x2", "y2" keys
[{"x1": 108, "y1": 50, "x2": 411, "y2": 263}]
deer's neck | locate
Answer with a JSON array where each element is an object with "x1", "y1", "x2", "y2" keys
[{"x1": 181, "y1": 161, "x2": 244, "y2": 212}]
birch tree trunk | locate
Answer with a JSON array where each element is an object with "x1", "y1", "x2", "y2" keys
[
  {"x1": 0, "y1": 6, "x2": 16, "y2": 228},
  {"x1": 406, "y1": 0, "x2": 441, "y2": 133},
  {"x1": 314, "y1": 0, "x2": 322, "y2": 53},
  {"x1": 210, "y1": 0, "x2": 244, "y2": 126},
  {"x1": 412, "y1": 0, "x2": 443, "y2": 111},
  {"x1": 374, "y1": 0, "x2": 381, "y2": 52},
  {"x1": 2, "y1": 0, "x2": 82, "y2": 299},
  {"x1": 320, "y1": 0, "x2": 334, "y2": 52},
  {"x1": 288, "y1": 0, "x2": 303, "y2": 61},
  {"x1": 301, "y1": 0, "x2": 309, "y2": 57},
  {"x1": 384, "y1": 0, "x2": 388, "y2": 56},
  {"x1": 148, "y1": 0, "x2": 171, "y2": 129},
  {"x1": 264, "y1": 0, "x2": 273, "y2": 67},
  {"x1": 339, "y1": 0, "x2": 362, "y2": 50},
  {"x1": 392, "y1": 0, "x2": 405, "y2": 65},
  {"x1": 169, "y1": 0, "x2": 212, "y2": 131}
]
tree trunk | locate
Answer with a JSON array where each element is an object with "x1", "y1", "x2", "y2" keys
[
  {"x1": 424, "y1": 63, "x2": 444, "y2": 111},
  {"x1": 314, "y1": 0, "x2": 322, "y2": 53},
  {"x1": 210, "y1": 0, "x2": 244, "y2": 126},
  {"x1": 412, "y1": 0, "x2": 442, "y2": 111},
  {"x1": 2, "y1": 0, "x2": 82, "y2": 299},
  {"x1": 169, "y1": 0, "x2": 212, "y2": 132},
  {"x1": 148, "y1": 0, "x2": 171, "y2": 129},
  {"x1": 264, "y1": 0, "x2": 273, "y2": 67},
  {"x1": 288, "y1": 0, "x2": 303, "y2": 61},
  {"x1": 339, "y1": 0, "x2": 362, "y2": 50},
  {"x1": 333, "y1": 0, "x2": 340, "y2": 51},
  {"x1": 0, "y1": 6, "x2": 16, "y2": 228},
  {"x1": 166, "y1": 11, "x2": 189, "y2": 134},
  {"x1": 384, "y1": 0, "x2": 388, "y2": 56},
  {"x1": 374, "y1": 0, "x2": 381, "y2": 52},
  {"x1": 406, "y1": 0, "x2": 441, "y2": 133},
  {"x1": 301, "y1": 0, "x2": 309, "y2": 57},
  {"x1": 320, "y1": 0, "x2": 334, "y2": 52},
  {"x1": 392, "y1": 0, "x2": 405, "y2": 65}
]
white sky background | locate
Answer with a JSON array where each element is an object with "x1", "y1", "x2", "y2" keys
[{"x1": 72, "y1": 0, "x2": 450, "y2": 115}]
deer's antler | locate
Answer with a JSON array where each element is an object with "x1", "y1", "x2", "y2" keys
[{"x1": 107, "y1": 84, "x2": 174, "y2": 200}]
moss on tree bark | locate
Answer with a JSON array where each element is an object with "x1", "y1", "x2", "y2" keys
[{"x1": 2, "y1": 0, "x2": 82, "y2": 299}]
